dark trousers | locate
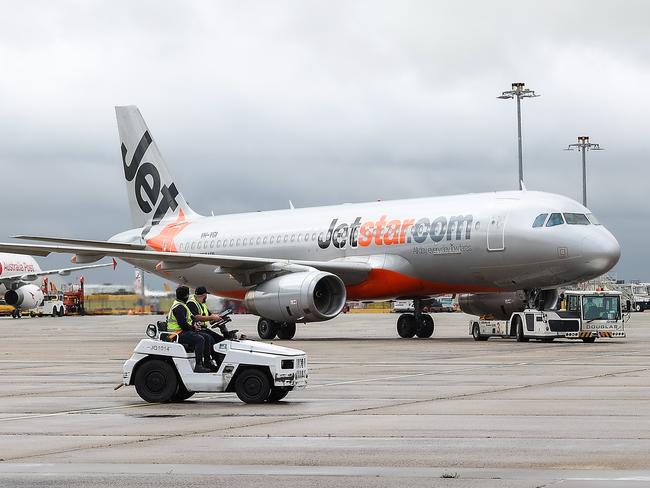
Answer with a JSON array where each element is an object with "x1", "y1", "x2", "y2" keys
[
  {"x1": 200, "y1": 328, "x2": 226, "y2": 366},
  {"x1": 177, "y1": 331, "x2": 205, "y2": 366},
  {"x1": 197, "y1": 330, "x2": 216, "y2": 364}
]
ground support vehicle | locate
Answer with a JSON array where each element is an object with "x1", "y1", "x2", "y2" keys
[
  {"x1": 28, "y1": 297, "x2": 65, "y2": 317},
  {"x1": 469, "y1": 291, "x2": 626, "y2": 343},
  {"x1": 122, "y1": 314, "x2": 308, "y2": 404}
]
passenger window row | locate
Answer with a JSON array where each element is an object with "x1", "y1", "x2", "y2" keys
[{"x1": 532, "y1": 212, "x2": 600, "y2": 228}]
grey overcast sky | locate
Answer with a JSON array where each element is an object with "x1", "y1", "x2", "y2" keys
[{"x1": 0, "y1": 0, "x2": 648, "y2": 288}]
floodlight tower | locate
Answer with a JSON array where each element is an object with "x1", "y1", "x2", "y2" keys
[
  {"x1": 498, "y1": 82, "x2": 540, "y2": 190},
  {"x1": 565, "y1": 135, "x2": 603, "y2": 207}
]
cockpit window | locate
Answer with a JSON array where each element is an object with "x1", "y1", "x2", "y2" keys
[
  {"x1": 586, "y1": 213, "x2": 601, "y2": 225},
  {"x1": 532, "y1": 213, "x2": 548, "y2": 228},
  {"x1": 546, "y1": 213, "x2": 564, "y2": 227},
  {"x1": 563, "y1": 213, "x2": 590, "y2": 225}
]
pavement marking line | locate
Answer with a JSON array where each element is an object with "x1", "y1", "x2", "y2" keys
[{"x1": 0, "y1": 463, "x2": 649, "y2": 481}]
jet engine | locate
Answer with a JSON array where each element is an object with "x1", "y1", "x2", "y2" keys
[
  {"x1": 5, "y1": 284, "x2": 44, "y2": 309},
  {"x1": 458, "y1": 289, "x2": 560, "y2": 320},
  {"x1": 244, "y1": 271, "x2": 347, "y2": 322}
]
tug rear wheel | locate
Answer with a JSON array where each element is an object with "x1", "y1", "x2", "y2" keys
[
  {"x1": 134, "y1": 359, "x2": 178, "y2": 403},
  {"x1": 235, "y1": 368, "x2": 271, "y2": 404},
  {"x1": 258, "y1": 318, "x2": 278, "y2": 340},
  {"x1": 397, "y1": 314, "x2": 417, "y2": 338}
]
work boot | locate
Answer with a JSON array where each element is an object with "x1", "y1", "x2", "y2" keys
[{"x1": 194, "y1": 363, "x2": 211, "y2": 373}]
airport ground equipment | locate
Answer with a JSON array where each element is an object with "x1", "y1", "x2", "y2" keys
[
  {"x1": 469, "y1": 290, "x2": 626, "y2": 343},
  {"x1": 28, "y1": 295, "x2": 65, "y2": 317},
  {"x1": 122, "y1": 311, "x2": 308, "y2": 403}
]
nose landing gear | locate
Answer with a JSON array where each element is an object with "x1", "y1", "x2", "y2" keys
[{"x1": 396, "y1": 299, "x2": 434, "y2": 338}]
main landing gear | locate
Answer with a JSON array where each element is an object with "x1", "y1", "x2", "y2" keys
[
  {"x1": 257, "y1": 318, "x2": 297, "y2": 340},
  {"x1": 396, "y1": 299, "x2": 434, "y2": 338}
]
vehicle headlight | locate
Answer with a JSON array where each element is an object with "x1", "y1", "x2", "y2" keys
[{"x1": 281, "y1": 360, "x2": 294, "y2": 369}]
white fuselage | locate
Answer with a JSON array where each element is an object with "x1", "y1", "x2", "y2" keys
[
  {"x1": 0, "y1": 253, "x2": 41, "y2": 294},
  {"x1": 112, "y1": 190, "x2": 620, "y2": 301}
]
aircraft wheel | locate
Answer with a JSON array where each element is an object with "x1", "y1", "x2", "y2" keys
[
  {"x1": 276, "y1": 322, "x2": 296, "y2": 340},
  {"x1": 515, "y1": 317, "x2": 528, "y2": 342},
  {"x1": 397, "y1": 314, "x2": 416, "y2": 338},
  {"x1": 134, "y1": 359, "x2": 178, "y2": 403},
  {"x1": 267, "y1": 387, "x2": 290, "y2": 402},
  {"x1": 257, "y1": 318, "x2": 278, "y2": 340},
  {"x1": 582, "y1": 337, "x2": 596, "y2": 343},
  {"x1": 472, "y1": 323, "x2": 488, "y2": 341},
  {"x1": 415, "y1": 314, "x2": 434, "y2": 338},
  {"x1": 235, "y1": 368, "x2": 271, "y2": 404}
]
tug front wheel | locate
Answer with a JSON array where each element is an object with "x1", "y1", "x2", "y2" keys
[
  {"x1": 258, "y1": 318, "x2": 278, "y2": 340},
  {"x1": 515, "y1": 316, "x2": 529, "y2": 342},
  {"x1": 397, "y1": 314, "x2": 417, "y2": 338},
  {"x1": 472, "y1": 323, "x2": 488, "y2": 341},
  {"x1": 134, "y1": 359, "x2": 178, "y2": 403},
  {"x1": 235, "y1": 368, "x2": 271, "y2": 404},
  {"x1": 267, "y1": 387, "x2": 290, "y2": 402}
]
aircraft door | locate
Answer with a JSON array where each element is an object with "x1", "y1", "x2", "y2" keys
[{"x1": 487, "y1": 214, "x2": 507, "y2": 251}]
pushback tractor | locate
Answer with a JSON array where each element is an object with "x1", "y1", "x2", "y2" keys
[
  {"x1": 121, "y1": 311, "x2": 308, "y2": 403},
  {"x1": 469, "y1": 290, "x2": 626, "y2": 343}
]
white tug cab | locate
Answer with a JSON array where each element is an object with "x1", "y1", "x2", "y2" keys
[{"x1": 121, "y1": 311, "x2": 308, "y2": 403}]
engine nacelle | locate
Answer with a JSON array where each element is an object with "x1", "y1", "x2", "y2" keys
[
  {"x1": 244, "y1": 271, "x2": 347, "y2": 322},
  {"x1": 458, "y1": 291, "x2": 527, "y2": 320},
  {"x1": 5, "y1": 284, "x2": 44, "y2": 309},
  {"x1": 458, "y1": 289, "x2": 561, "y2": 320}
]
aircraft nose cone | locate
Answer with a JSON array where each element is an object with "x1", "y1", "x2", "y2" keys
[{"x1": 581, "y1": 231, "x2": 621, "y2": 276}]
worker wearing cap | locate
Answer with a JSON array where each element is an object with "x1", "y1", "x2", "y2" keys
[
  {"x1": 167, "y1": 285, "x2": 212, "y2": 373},
  {"x1": 187, "y1": 286, "x2": 227, "y2": 366}
]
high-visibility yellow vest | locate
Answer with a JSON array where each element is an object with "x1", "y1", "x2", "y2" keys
[
  {"x1": 188, "y1": 295, "x2": 209, "y2": 328},
  {"x1": 167, "y1": 300, "x2": 192, "y2": 331}
]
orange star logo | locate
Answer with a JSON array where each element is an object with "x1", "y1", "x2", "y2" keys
[{"x1": 146, "y1": 209, "x2": 191, "y2": 252}]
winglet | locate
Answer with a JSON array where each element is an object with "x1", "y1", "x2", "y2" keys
[
  {"x1": 112, "y1": 258, "x2": 118, "y2": 270},
  {"x1": 289, "y1": 200, "x2": 295, "y2": 210},
  {"x1": 520, "y1": 180, "x2": 527, "y2": 191}
]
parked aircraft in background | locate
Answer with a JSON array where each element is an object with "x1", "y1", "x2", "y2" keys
[
  {"x1": 0, "y1": 253, "x2": 115, "y2": 317},
  {"x1": 0, "y1": 106, "x2": 620, "y2": 338}
]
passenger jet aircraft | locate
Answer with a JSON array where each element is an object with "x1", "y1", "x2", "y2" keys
[
  {"x1": 0, "y1": 253, "x2": 115, "y2": 317},
  {"x1": 0, "y1": 106, "x2": 620, "y2": 338}
]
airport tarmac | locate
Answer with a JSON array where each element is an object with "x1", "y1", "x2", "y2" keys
[{"x1": 0, "y1": 312, "x2": 649, "y2": 487}]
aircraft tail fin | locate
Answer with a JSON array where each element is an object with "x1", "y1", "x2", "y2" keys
[{"x1": 115, "y1": 105, "x2": 198, "y2": 229}]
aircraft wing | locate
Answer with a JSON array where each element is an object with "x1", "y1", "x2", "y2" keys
[
  {"x1": 0, "y1": 259, "x2": 117, "y2": 284},
  {"x1": 0, "y1": 242, "x2": 370, "y2": 285}
]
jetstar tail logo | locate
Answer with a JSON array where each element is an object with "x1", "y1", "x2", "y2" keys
[
  {"x1": 122, "y1": 131, "x2": 180, "y2": 226},
  {"x1": 318, "y1": 214, "x2": 473, "y2": 249}
]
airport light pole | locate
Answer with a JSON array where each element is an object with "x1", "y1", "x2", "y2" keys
[
  {"x1": 565, "y1": 136, "x2": 603, "y2": 207},
  {"x1": 498, "y1": 82, "x2": 540, "y2": 190}
]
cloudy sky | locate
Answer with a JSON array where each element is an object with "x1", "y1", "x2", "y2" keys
[{"x1": 1, "y1": 0, "x2": 648, "y2": 288}]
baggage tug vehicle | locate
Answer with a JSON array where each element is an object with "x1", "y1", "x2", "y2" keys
[
  {"x1": 122, "y1": 314, "x2": 308, "y2": 403},
  {"x1": 468, "y1": 290, "x2": 626, "y2": 343}
]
